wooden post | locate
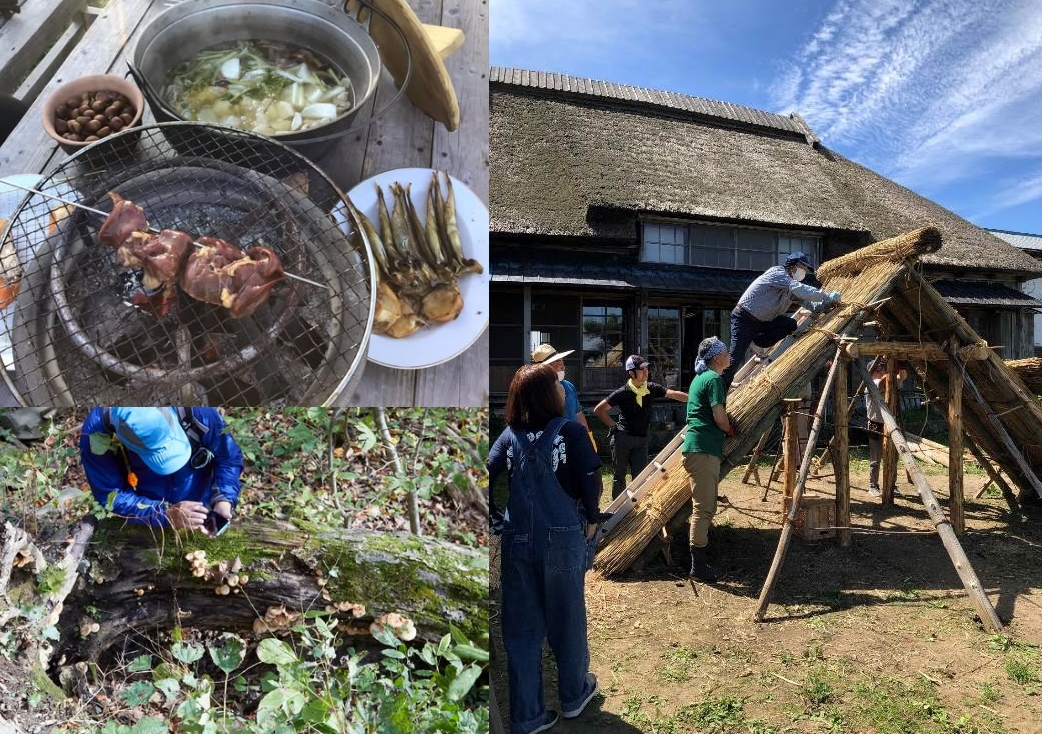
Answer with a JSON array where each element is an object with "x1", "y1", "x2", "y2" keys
[
  {"x1": 834, "y1": 353, "x2": 851, "y2": 547},
  {"x1": 742, "y1": 430, "x2": 772, "y2": 486},
  {"x1": 855, "y1": 360, "x2": 1003, "y2": 632},
  {"x1": 881, "y1": 359, "x2": 899, "y2": 505},
  {"x1": 949, "y1": 363, "x2": 965, "y2": 534},
  {"x1": 754, "y1": 346, "x2": 847, "y2": 622},
  {"x1": 783, "y1": 399, "x2": 801, "y2": 502}
]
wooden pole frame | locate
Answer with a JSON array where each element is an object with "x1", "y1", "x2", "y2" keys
[
  {"x1": 949, "y1": 362, "x2": 965, "y2": 534},
  {"x1": 754, "y1": 344, "x2": 847, "y2": 622},
  {"x1": 881, "y1": 358, "x2": 899, "y2": 505},
  {"x1": 856, "y1": 359, "x2": 1004, "y2": 632},
  {"x1": 834, "y1": 354, "x2": 851, "y2": 547}
]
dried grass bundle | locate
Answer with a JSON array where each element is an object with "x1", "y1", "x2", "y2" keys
[
  {"x1": 593, "y1": 464, "x2": 692, "y2": 577},
  {"x1": 1005, "y1": 358, "x2": 1042, "y2": 396},
  {"x1": 816, "y1": 226, "x2": 941, "y2": 281}
]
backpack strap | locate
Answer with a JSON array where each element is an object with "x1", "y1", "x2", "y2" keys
[{"x1": 174, "y1": 407, "x2": 208, "y2": 448}]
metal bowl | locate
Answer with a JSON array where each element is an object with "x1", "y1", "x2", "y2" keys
[{"x1": 131, "y1": 0, "x2": 381, "y2": 160}]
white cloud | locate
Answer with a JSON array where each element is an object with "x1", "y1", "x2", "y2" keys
[{"x1": 771, "y1": 0, "x2": 1042, "y2": 217}]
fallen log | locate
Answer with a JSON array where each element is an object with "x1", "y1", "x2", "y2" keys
[{"x1": 50, "y1": 519, "x2": 488, "y2": 666}]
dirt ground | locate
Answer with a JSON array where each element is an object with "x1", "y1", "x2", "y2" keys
[{"x1": 490, "y1": 456, "x2": 1042, "y2": 734}]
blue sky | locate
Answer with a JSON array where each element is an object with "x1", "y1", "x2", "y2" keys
[{"x1": 490, "y1": 0, "x2": 1042, "y2": 234}]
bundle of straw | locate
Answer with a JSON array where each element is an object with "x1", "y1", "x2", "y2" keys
[
  {"x1": 594, "y1": 227, "x2": 945, "y2": 576},
  {"x1": 1005, "y1": 358, "x2": 1042, "y2": 396}
]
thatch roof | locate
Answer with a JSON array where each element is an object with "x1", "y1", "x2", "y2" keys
[
  {"x1": 491, "y1": 67, "x2": 1042, "y2": 276},
  {"x1": 596, "y1": 227, "x2": 1042, "y2": 575}
]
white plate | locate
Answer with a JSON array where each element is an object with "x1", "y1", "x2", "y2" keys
[
  {"x1": 339, "y1": 168, "x2": 489, "y2": 370},
  {"x1": 0, "y1": 175, "x2": 45, "y2": 371}
]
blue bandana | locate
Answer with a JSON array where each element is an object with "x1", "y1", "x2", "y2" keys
[{"x1": 694, "y1": 337, "x2": 727, "y2": 375}]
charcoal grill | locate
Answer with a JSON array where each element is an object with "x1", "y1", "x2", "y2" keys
[{"x1": 3, "y1": 122, "x2": 374, "y2": 407}]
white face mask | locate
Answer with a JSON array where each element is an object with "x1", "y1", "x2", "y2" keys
[
  {"x1": 793, "y1": 267, "x2": 807, "y2": 282},
  {"x1": 556, "y1": 370, "x2": 565, "y2": 382}
]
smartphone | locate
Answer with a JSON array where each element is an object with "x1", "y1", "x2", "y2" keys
[{"x1": 204, "y1": 511, "x2": 230, "y2": 537}]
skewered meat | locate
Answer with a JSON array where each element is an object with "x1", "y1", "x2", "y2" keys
[
  {"x1": 115, "y1": 229, "x2": 193, "y2": 290},
  {"x1": 98, "y1": 192, "x2": 148, "y2": 247},
  {"x1": 181, "y1": 237, "x2": 284, "y2": 319},
  {"x1": 97, "y1": 193, "x2": 285, "y2": 319}
]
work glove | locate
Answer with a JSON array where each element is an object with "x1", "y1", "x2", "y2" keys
[
  {"x1": 827, "y1": 291, "x2": 841, "y2": 307},
  {"x1": 490, "y1": 510, "x2": 505, "y2": 536}
]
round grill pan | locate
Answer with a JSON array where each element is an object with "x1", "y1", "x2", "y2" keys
[{"x1": 3, "y1": 122, "x2": 374, "y2": 406}]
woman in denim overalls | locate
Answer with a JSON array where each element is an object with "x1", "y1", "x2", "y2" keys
[{"x1": 490, "y1": 363, "x2": 608, "y2": 734}]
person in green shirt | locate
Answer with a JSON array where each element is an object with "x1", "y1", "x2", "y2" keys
[{"x1": 682, "y1": 337, "x2": 735, "y2": 582}]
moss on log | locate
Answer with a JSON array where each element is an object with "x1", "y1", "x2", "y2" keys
[{"x1": 59, "y1": 519, "x2": 488, "y2": 663}]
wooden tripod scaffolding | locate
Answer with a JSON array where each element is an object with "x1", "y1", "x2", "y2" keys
[{"x1": 753, "y1": 338, "x2": 1005, "y2": 632}]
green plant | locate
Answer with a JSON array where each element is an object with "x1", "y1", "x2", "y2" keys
[{"x1": 659, "y1": 645, "x2": 699, "y2": 683}]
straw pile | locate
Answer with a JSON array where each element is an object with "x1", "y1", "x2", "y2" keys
[
  {"x1": 594, "y1": 227, "x2": 946, "y2": 576},
  {"x1": 1005, "y1": 358, "x2": 1042, "y2": 396}
]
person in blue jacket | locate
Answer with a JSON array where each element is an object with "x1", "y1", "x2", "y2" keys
[{"x1": 80, "y1": 407, "x2": 243, "y2": 532}]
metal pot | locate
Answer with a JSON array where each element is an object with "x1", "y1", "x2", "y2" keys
[{"x1": 130, "y1": 0, "x2": 382, "y2": 160}]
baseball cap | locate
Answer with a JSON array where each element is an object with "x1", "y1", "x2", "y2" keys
[
  {"x1": 784, "y1": 252, "x2": 814, "y2": 271},
  {"x1": 625, "y1": 354, "x2": 651, "y2": 371},
  {"x1": 531, "y1": 343, "x2": 575, "y2": 365},
  {"x1": 111, "y1": 407, "x2": 192, "y2": 475}
]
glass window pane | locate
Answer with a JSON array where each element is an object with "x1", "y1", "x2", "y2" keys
[
  {"x1": 582, "y1": 302, "x2": 627, "y2": 392},
  {"x1": 532, "y1": 294, "x2": 578, "y2": 328},
  {"x1": 648, "y1": 307, "x2": 681, "y2": 389}
]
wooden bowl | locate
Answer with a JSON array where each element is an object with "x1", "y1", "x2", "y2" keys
[{"x1": 40, "y1": 75, "x2": 145, "y2": 156}]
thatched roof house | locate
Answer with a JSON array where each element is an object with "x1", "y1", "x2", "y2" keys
[{"x1": 490, "y1": 67, "x2": 1042, "y2": 399}]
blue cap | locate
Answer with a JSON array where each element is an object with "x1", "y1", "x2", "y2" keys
[
  {"x1": 784, "y1": 252, "x2": 814, "y2": 271},
  {"x1": 111, "y1": 408, "x2": 191, "y2": 475}
]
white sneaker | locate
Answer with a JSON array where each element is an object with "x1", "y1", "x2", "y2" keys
[
  {"x1": 562, "y1": 673, "x2": 598, "y2": 719},
  {"x1": 868, "y1": 486, "x2": 882, "y2": 497}
]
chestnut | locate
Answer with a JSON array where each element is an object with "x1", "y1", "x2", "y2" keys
[
  {"x1": 54, "y1": 119, "x2": 68, "y2": 134},
  {"x1": 97, "y1": 126, "x2": 111, "y2": 138},
  {"x1": 109, "y1": 117, "x2": 124, "y2": 131},
  {"x1": 90, "y1": 99, "x2": 106, "y2": 113},
  {"x1": 84, "y1": 135, "x2": 99, "y2": 142},
  {"x1": 75, "y1": 115, "x2": 91, "y2": 126},
  {"x1": 65, "y1": 96, "x2": 80, "y2": 109},
  {"x1": 66, "y1": 119, "x2": 82, "y2": 134},
  {"x1": 85, "y1": 119, "x2": 101, "y2": 133},
  {"x1": 55, "y1": 104, "x2": 69, "y2": 119}
]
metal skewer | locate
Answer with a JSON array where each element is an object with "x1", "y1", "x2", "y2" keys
[{"x1": 0, "y1": 177, "x2": 331, "y2": 291}]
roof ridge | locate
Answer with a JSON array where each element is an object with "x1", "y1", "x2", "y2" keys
[
  {"x1": 987, "y1": 227, "x2": 1042, "y2": 238},
  {"x1": 490, "y1": 65, "x2": 810, "y2": 138}
]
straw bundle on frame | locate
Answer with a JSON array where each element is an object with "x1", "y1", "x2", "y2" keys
[
  {"x1": 1005, "y1": 358, "x2": 1042, "y2": 396},
  {"x1": 594, "y1": 227, "x2": 944, "y2": 576}
]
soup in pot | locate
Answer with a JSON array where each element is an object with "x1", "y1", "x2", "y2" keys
[{"x1": 162, "y1": 39, "x2": 353, "y2": 135}]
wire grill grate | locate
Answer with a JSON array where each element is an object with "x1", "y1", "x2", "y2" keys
[{"x1": 2, "y1": 122, "x2": 374, "y2": 407}]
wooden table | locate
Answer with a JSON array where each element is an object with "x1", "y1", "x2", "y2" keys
[{"x1": 0, "y1": 0, "x2": 488, "y2": 408}]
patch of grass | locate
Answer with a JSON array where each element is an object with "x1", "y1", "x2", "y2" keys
[
  {"x1": 976, "y1": 681, "x2": 1001, "y2": 705},
  {"x1": 849, "y1": 675, "x2": 1009, "y2": 734},
  {"x1": 801, "y1": 667, "x2": 838, "y2": 710},
  {"x1": 884, "y1": 587, "x2": 921, "y2": 603},
  {"x1": 675, "y1": 695, "x2": 747, "y2": 729},
  {"x1": 659, "y1": 644, "x2": 699, "y2": 683},
  {"x1": 1004, "y1": 657, "x2": 1037, "y2": 685}
]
